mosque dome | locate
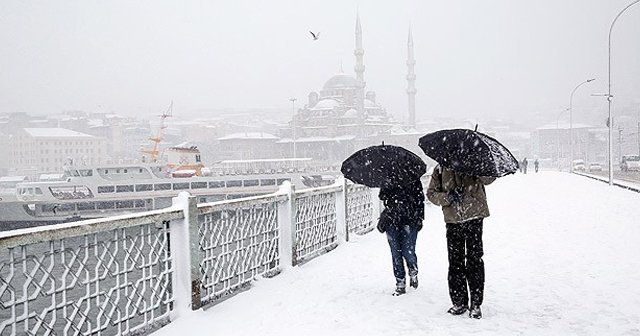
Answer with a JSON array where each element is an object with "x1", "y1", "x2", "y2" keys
[
  {"x1": 343, "y1": 108, "x2": 359, "y2": 118},
  {"x1": 312, "y1": 98, "x2": 341, "y2": 110},
  {"x1": 323, "y1": 74, "x2": 359, "y2": 90}
]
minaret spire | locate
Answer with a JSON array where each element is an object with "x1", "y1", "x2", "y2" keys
[
  {"x1": 406, "y1": 26, "x2": 417, "y2": 128},
  {"x1": 354, "y1": 11, "x2": 366, "y2": 124}
]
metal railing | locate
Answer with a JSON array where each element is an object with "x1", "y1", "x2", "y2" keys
[
  {"x1": 0, "y1": 210, "x2": 183, "y2": 336},
  {"x1": 294, "y1": 185, "x2": 341, "y2": 264},
  {"x1": 0, "y1": 177, "x2": 379, "y2": 335},
  {"x1": 346, "y1": 183, "x2": 376, "y2": 235},
  {"x1": 196, "y1": 194, "x2": 286, "y2": 307}
]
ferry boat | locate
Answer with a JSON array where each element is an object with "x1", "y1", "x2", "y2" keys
[{"x1": 0, "y1": 153, "x2": 337, "y2": 231}]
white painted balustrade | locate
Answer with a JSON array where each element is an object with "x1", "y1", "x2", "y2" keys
[{"x1": 0, "y1": 178, "x2": 378, "y2": 335}]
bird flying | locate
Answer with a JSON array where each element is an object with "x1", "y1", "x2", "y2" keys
[{"x1": 309, "y1": 31, "x2": 320, "y2": 40}]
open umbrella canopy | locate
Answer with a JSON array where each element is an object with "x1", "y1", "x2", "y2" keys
[
  {"x1": 418, "y1": 129, "x2": 519, "y2": 177},
  {"x1": 341, "y1": 144, "x2": 426, "y2": 188}
]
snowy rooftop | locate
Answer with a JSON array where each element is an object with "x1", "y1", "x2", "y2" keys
[
  {"x1": 276, "y1": 135, "x2": 356, "y2": 144},
  {"x1": 0, "y1": 176, "x2": 27, "y2": 182},
  {"x1": 218, "y1": 132, "x2": 278, "y2": 140},
  {"x1": 23, "y1": 128, "x2": 95, "y2": 138},
  {"x1": 536, "y1": 122, "x2": 594, "y2": 130},
  {"x1": 153, "y1": 172, "x2": 640, "y2": 336}
]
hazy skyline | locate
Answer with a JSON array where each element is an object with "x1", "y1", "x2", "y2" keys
[{"x1": 1, "y1": 0, "x2": 639, "y2": 125}]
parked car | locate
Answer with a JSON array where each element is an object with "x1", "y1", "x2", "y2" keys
[
  {"x1": 620, "y1": 155, "x2": 640, "y2": 172},
  {"x1": 571, "y1": 159, "x2": 586, "y2": 172},
  {"x1": 588, "y1": 163, "x2": 603, "y2": 172}
]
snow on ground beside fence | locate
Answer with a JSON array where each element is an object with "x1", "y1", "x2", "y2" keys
[{"x1": 153, "y1": 172, "x2": 640, "y2": 336}]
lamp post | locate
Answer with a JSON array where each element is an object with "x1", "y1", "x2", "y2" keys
[
  {"x1": 569, "y1": 78, "x2": 595, "y2": 172},
  {"x1": 289, "y1": 98, "x2": 297, "y2": 159},
  {"x1": 606, "y1": 0, "x2": 640, "y2": 185}
]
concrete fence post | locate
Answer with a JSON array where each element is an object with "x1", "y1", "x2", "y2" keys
[
  {"x1": 186, "y1": 193, "x2": 203, "y2": 310},
  {"x1": 335, "y1": 177, "x2": 349, "y2": 243},
  {"x1": 277, "y1": 181, "x2": 297, "y2": 268},
  {"x1": 371, "y1": 187, "x2": 382, "y2": 218},
  {"x1": 169, "y1": 192, "x2": 201, "y2": 318}
]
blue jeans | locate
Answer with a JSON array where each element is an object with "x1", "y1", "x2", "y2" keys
[{"x1": 386, "y1": 224, "x2": 419, "y2": 283}]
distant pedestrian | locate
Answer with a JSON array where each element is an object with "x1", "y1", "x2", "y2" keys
[
  {"x1": 377, "y1": 178, "x2": 424, "y2": 296},
  {"x1": 426, "y1": 164, "x2": 496, "y2": 319},
  {"x1": 534, "y1": 159, "x2": 539, "y2": 173},
  {"x1": 522, "y1": 157, "x2": 528, "y2": 174}
]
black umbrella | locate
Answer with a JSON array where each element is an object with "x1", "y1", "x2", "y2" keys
[
  {"x1": 418, "y1": 128, "x2": 519, "y2": 177},
  {"x1": 341, "y1": 144, "x2": 426, "y2": 188}
]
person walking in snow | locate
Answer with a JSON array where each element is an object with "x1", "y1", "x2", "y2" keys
[
  {"x1": 534, "y1": 159, "x2": 539, "y2": 173},
  {"x1": 522, "y1": 157, "x2": 528, "y2": 174},
  {"x1": 377, "y1": 178, "x2": 425, "y2": 296},
  {"x1": 426, "y1": 164, "x2": 495, "y2": 319}
]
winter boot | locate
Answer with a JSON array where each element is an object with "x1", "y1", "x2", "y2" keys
[
  {"x1": 447, "y1": 305, "x2": 468, "y2": 316},
  {"x1": 392, "y1": 278, "x2": 406, "y2": 296},
  {"x1": 469, "y1": 305, "x2": 482, "y2": 319},
  {"x1": 410, "y1": 275, "x2": 418, "y2": 289}
]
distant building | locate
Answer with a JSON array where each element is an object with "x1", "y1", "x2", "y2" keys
[
  {"x1": 532, "y1": 122, "x2": 604, "y2": 169},
  {"x1": 217, "y1": 132, "x2": 280, "y2": 161},
  {"x1": 10, "y1": 128, "x2": 107, "y2": 177},
  {"x1": 0, "y1": 132, "x2": 10, "y2": 175}
]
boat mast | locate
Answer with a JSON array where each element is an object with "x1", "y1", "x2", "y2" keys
[{"x1": 142, "y1": 102, "x2": 173, "y2": 163}]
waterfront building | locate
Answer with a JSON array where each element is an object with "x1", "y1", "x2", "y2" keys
[{"x1": 9, "y1": 128, "x2": 107, "y2": 177}]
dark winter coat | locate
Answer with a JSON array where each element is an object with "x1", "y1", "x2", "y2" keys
[
  {"x1": 378, "y1": 179, "x2": 425, "y2": 231},
  {"x1": 426, "y1": 164, "x2": 495, "y2": 224}
]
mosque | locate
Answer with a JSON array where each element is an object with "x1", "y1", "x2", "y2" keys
[
  {"x1": 276, "y1": 13, "x2": 420, "y2": 162},
  {"x1": 216, "y1": 13, "x2": 421, "y2": 163}
]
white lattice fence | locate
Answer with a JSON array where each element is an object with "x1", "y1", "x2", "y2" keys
[
  {"x1": 346, "y1": 183, "x2": 375, "y2": 235},
  {"x1": 294, "y1": 186, "x2": 340, "y2": 264},
  {"x1": 0, "y1": 210, "x2": 182, "y2": 336},
  {"x1": 0, "y1": 181, "x2": 379, "y2": 334},
  {"x1": 196, "y1": 195, "x2": 285, "y2": 306}
]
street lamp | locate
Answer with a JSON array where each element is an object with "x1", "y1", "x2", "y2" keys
[
  {"x1": 289, "y1": 98, "x2": 297, "y2": 159},
  {"x1": 569, "y1": 78, "x2": 595, "y2": 172},
  {"x1": 606, "y1": 0, "x2": 640, "y2": 185}
]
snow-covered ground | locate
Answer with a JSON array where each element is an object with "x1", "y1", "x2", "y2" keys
[{"x1": 153, "y1": 172, "x2": 640, "y2": 336}]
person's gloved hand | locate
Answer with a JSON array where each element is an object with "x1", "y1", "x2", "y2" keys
[
  {"x1": 447, "y1": 186, "x2": 464, "y2": 205},
  {"x1": 377, "y1": 209, "x2": 391, "y2": 233},
  {"x1": 377, "y1": 220, "x2": 387, "y2": 233}
]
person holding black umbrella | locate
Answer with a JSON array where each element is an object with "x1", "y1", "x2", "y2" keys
[
  {"x1": 419, "y1": 128, "x2": 518, "y2": 319},
  {"x1": 377, "y1": 178, "x2": 425, "y2": 296},
  {"x1": 426, "y1": 165, "x2": 495, "y2": 318},
  {"x1": 341, "y1": 143, "x2": 427, "y2": 296}
]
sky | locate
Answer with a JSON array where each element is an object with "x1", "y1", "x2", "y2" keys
[
  {"x1": 1, "y1": 0, "x2": 639, "y2": 124},
  {"x1": 152, "y1": 172, "x2": 640, "y2": 335}
]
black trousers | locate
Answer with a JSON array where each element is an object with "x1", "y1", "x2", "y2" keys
[{"x1": 446, "y1": 218, "x2": 484, "y2": 307}]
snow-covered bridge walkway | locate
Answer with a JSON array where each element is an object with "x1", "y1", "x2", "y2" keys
[{"x1": 153, "y1": 172, "x2": 640, "y2": 336}]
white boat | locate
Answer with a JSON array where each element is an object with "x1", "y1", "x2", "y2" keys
[{"x1": 0, "y1": 160, "x2": 337, "y2": 231}]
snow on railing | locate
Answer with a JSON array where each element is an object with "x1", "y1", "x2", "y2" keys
[
  {"x1": 0, "y1": 209, "x2": 183, "y2": 336},
  {"x1": 195, "y1": 193, "x2": 286, "y2": 307},
  {"x1": 0, "y1": 178, "x2": 379, "y2": 335},
  {"x1": 294, "y1": 184, "x2": 342, "y2": 264},
  {"x1": 346, "y1": 183, "x2": 377, "y2": 235}
]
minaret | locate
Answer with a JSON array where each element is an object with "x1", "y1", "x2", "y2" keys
[
  {"x1": 406, "y1": 27, "x2": 417, "y2": 128},
  {"x1": 354, "y1": 11, "x2": 366, "y2": 124}
]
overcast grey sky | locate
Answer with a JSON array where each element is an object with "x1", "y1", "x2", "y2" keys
[{"x1": 1, "y1": 0, "x2": 639, "y2": 124}]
